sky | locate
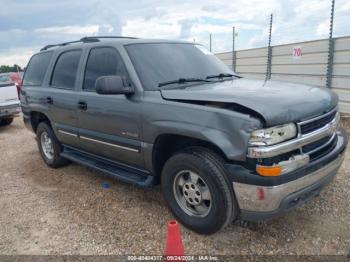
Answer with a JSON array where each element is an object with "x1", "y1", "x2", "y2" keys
[{"x1": 0, "y1": 0, "x2": 349, "y2": 67}]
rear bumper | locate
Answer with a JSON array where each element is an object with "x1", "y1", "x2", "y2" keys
[
  {"x1": 228, "y1": 128, "x2": 347, "y2": 222},
  {"x1": 0, "y1": 103, "x2": 21, "y2": 118}
]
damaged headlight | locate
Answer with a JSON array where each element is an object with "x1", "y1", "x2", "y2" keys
[
  {"x1": 256, "y1": 154, "x2": 309, "y2": 176},
  {"x1": 249, "y1": 123, "x2": 297, "y2": 146}
]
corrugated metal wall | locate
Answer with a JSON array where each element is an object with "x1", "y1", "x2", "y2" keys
[{"x1": 215, "y1": 36, "x2": 350, "y2": 113}]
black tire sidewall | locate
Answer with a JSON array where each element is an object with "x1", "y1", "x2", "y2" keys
[
  {"x1": 0, "y1": 117, "x2": 13, "y2": 126},
  {"x1": 161, "y1": 152, "x2": 233, "y2": 234}
]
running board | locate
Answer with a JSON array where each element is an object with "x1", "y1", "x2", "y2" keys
[{"x1": 61, "y1": 147, "x2": 156, "y2": 187}]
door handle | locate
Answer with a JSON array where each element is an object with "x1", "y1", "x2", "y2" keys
[
  {"x1": 77, "y1": 101, "x2": 87, "y2": 110},
  {"x1": 46, "y1": 96, "x2": 53, "y2": 104}
]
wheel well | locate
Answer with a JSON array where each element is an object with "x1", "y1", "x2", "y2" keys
[
  {"x1": 30, "y1": 111, "x2": 51, "y2": 132},
  {"x1": 152, "y1": 134, "x2": 227, "y2": 177}
]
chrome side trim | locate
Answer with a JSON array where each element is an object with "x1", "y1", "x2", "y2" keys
[
  {"x1": 80, "y1": 135, "x2": 139, "y2": 153},
  {"x1": 233, "y1": 152, "x2": 344, "y2": 212},
  {"x1": 58, "y1": 130, "x2": 77, "y2": 137},
  {"x1": 247, "y1": 113, "x2": 340, "y2": 158}
]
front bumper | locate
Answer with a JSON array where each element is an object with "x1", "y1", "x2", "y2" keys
[{"x1": 227, "y1": 128, "x2": 347, "y2": 222}]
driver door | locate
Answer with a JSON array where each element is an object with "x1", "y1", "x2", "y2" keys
[{"x1": 77, "y1": 46, "x2": 143, "y2": 168}]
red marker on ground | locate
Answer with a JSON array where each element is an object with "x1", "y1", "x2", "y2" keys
[{"x1": 165, "y1": 220, "x2": 185, "y2": 261}]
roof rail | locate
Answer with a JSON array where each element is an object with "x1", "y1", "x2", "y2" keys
[
  {"x1": 40, "y1": 40, "x2": 84, "y2": 51},
  {"x1": 40, "y1": 36, "x2": 138, "y2": 51},
  {"x1": 80, "y1": 36, "x2": 138, "y2": 42}
]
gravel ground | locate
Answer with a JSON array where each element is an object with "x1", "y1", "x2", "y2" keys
[{"x1": 0, "y1": 117, "x2": 349, "y2": 256}]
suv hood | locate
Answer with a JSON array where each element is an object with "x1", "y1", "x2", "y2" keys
[{"x1": 160, "y1": 78, "x2": 338, "y2": 126}]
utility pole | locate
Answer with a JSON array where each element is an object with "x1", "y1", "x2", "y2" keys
[
  {"x1": 326, "y1": 0, "x2": 335, "y2": 88},
  {"x1": 232, "y1": 26, "x2": 236, "y2": 71},
  {"x1": 209, "y1": 33, "x2": 212, "y2": 52},
  {"x1": 266, "y1": 13, "x2": 273, "y2": 81},
  {"x1": 209, "y1": 33, "x2": 212, "y2": 51}
]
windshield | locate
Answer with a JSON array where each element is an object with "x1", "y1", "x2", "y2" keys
[{"x1": 125, "y1": 43, "x2": 233, "y2": 90}]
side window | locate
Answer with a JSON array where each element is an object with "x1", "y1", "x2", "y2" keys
[
  {"x1": 51, "y1": 50, "x2": 81, "y2": 89},
  {"x1": 22, "y1": 52, "x2": 53, "y2": 86},
  {"x1": 83, "y1": 47, "x2": 128, "y2": 91}
]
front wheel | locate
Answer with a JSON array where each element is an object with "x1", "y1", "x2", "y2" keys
[{"x1": 161, "y1": 147, "x2": 238, "y2": 234}]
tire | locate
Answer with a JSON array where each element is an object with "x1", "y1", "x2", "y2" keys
[
  {"x1": 0, "y1": 117, "x2": 13, "y2": 126},
  {"x1": 36, "y1": 122, "x2": 69, "y2": 168},
  {"x1": 161, "y1": 147, "x2": 238, "y2": 234}
]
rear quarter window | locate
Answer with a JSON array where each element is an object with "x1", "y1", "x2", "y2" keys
[
  {"x1": 23, "y1": 52, "x2": 53, "y2": 86},
  {"x1": 50, "y1": 50, "x2": 81, "y2": 89}
]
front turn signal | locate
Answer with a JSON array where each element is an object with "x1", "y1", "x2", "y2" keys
[{"x1": 256, "y1": 165, "x2": 282, "y2": 177}]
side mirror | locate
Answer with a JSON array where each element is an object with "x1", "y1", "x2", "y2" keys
[{"x1": 95, "y1": 76, "x2": 134, "y2": 95}]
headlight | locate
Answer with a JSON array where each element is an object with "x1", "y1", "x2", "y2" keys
[{"x1": 249, "y1": 123, "x2": 297, "y2": 146}]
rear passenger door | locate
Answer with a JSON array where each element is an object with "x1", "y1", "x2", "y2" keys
[
  {"x1": 21, "y1": 51, "x2": 53, "y2": 129},
  {"x1": 47, "y1": 50, "x2": 82, "y2": 148},
  {"x1": 77, "y1": 47, "x2": 143, "y2": 168}
]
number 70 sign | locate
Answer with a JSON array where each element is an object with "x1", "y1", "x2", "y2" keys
[{"x1": 292, "y1": 46, "x2": 302, "y2": 59}]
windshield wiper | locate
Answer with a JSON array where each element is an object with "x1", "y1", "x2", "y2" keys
[
  {"x1": 158, "y1": 78, "x2": 212, "y2": 88},
  {"x1": 206, "y1": 73, "x2": 242, "y2": 79}
]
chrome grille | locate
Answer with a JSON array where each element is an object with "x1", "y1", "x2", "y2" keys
[
  {"x1": 299, "y1": 109, "x2": 337, "y2": 135},
  {"x1": 298, "y1": 109, "x2": 339, "y2": 162},
  {"x1": 302, "y1": 135, "x2": 333, "y2": 153},
  {"x1": 308, "y1": 135, "x2": 338, "y2": 161}
]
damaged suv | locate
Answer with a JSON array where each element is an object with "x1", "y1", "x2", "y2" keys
[{"x1": 21, "y1": 37, "x2": 347, "y2": 234}]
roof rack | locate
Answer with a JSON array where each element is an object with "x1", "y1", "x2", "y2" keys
[
  {"x1": 40, "y1": 36, "x2": 138, "y2": 51},
  {"x1": 81, "y1": 36, "x2": 138, "y2": 41},
  {"x1": 40, "y1": 40, "x2": 83, "y2": 51}
]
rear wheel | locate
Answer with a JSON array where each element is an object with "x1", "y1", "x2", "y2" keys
[
  {"x1": 161, "y1": 147, "x2": 238, "y2": 234},
  {"x1": 0, "y1": 117, "x2": 13, "y2": 126},
  {"x1": 36, "y1": 122, "x2": 69, "y2": 168}
]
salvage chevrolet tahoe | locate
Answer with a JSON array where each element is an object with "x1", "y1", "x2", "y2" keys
[{"x1": 21, "y1": 37, "x2": 347, "y2": 234}]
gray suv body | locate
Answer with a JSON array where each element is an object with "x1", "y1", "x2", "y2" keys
[{"x1": 21, "y1": 37, "x2": 348, "y2": 234}]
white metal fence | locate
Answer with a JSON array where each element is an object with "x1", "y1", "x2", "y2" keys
[{"x1": 215, "y1": 36, "x2": 350, "y2": 114}]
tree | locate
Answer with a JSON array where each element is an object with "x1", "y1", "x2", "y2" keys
[{"x1": 0, "y1": 64, "x2": 23, "y2": 73}]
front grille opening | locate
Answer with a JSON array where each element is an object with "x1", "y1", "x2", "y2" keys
[
  {"x1": 309, "y1": 136, "x2": 338, "y2": 162},
  {"x1": 302, "y1": 136, "x2": 332, "y2": 153},
  {"x1": 300, "y1": 110, "x2": 336, "y2": 135}
]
